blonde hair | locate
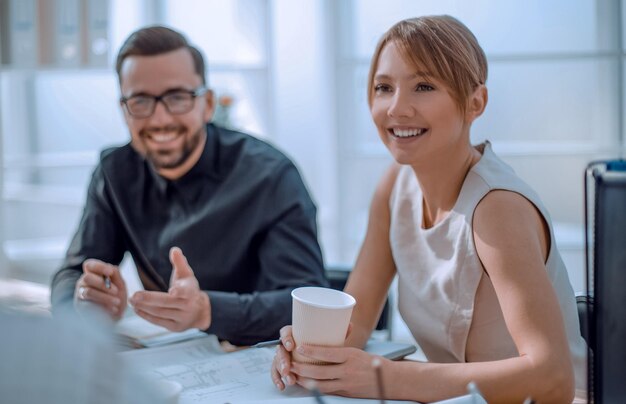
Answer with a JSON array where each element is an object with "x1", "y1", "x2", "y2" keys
[{"x1": 367, "y1": 15, "x2": 487, "y2": 114}]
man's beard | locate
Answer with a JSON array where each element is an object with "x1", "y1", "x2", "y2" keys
[{"x1": 143, "y1": 126, "x2": 203, "y2": 170}]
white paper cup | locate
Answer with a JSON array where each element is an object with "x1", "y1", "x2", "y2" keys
[{"x1": 291, "y1": 286, "x2": 356, "y2": 364}]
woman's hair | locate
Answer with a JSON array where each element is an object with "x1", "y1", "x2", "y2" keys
[
  {"x1": 115, "y1": 25, "x2": 206, "y2": 85},
  {"x1": 367, "y1": 15, "x2": 487, "y2": 114}
]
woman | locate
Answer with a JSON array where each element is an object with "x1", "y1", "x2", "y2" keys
[{"x1": 272, "y1": 15, "x2": 586, "y2": 403}]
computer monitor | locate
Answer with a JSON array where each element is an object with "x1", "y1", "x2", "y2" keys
[{"x1": 585, "y1": 160, "x2": 626, "y2": 403}]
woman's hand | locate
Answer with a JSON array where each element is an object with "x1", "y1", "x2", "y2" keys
[
  {"x1": 291, "y1": 345, "x2": 389, "y2": 398},
  {"x1": 271, "y1": 325, "x2": 298, "y2": 390},
  {"x1": 271, "y1": 322, "x2": 357, "y2": 392}
]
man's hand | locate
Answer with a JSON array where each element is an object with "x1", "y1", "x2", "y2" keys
[
  {"x1": 130, "y1": 247, "x2": 211, "y2": 332},
  {"x1": 74, "y1": 259, "x2": 127, "y2": 321}
]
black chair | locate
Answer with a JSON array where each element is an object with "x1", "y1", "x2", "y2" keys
[
  {"x1": 325, "y1": 266, "x2": 390, "y2": 332},
  {"x1": 576, "y1": 293, "x2": 593, "y2": 344}
]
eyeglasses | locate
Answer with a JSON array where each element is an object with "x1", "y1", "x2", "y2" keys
[{"x1": 121, "y1": 87, "x2": 208, "y2": 119}]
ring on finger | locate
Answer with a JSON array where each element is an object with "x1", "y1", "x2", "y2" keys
[{"x1": 78, "y1": 286, "x2": 87, "y2": 300}]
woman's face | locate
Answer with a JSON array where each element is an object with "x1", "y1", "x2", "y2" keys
[{"x1": 370, "y1": 41, "x2": 469, "y2": 166}]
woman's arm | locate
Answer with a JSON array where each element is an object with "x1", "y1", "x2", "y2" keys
[
  {"x1": 343, "y1": 164, "x2": 399, "y2": 348},
  {"x1": 271, "y1": 164, "x2": 399, "y2": 391},
  {"x1": 287, "y1": 189, "x2": 574, "y2": 402},
  {"x1": 282, "y1": 181, "x2": 576, "y2": 402},
  {"x1": 383, "y1": 190, "x2": 575, "y2": 403}
]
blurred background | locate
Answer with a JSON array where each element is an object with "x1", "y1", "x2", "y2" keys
[{"x1": 1, "y1": 0, "x2": 623, "y2": 302}]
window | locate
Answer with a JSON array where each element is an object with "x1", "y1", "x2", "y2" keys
[{"x1": 333, "y1": 0, "x2": 623, "y2": 292}]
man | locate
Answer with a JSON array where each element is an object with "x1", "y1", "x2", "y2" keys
[{"x1": 50, "y1": 26, "x2": 327, "y2": 346}]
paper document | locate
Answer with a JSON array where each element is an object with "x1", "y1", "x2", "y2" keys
[
  {"x1": 120, "y1": 336, "x2": 308, "y2": 402},
  {"x1": 434, "y1": 393, "x2": 487, "y2": 404},
  {"x1": 176, "y1": 349, "x2": 311, "y2": 403},
  {"x1": 115, "y1": 314, "x2": 205, "y2": 347},
  {"x1": 119, "y1": 337, "x2": 465, "y2": 404},
  {"x1": 235, "y1": 398, "x2": 417, "y2": 404},
  {"x1": 234, "y1": 395, "x2": 479, "y2": 404},
  {"x1": 119, "y1": 335, "x2": 224, "y2": 370}
]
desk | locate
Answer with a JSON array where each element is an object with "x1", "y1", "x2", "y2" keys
[{"x1": 0, "y1": 286, "x2": 475, "y2": 404}]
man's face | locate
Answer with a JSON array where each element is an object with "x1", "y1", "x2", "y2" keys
[{"x1": 119, "y1": 48, "x2": 214, "y2": 178}]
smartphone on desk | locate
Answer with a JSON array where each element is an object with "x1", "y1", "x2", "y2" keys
[{"x1": 363, "y1": 340, "x2": 417, "y2": 360}]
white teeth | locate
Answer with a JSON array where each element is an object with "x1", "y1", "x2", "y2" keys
[
  {"x1": 392, "y1": 128, "x2": 426, "y2": 138},
  {"x1": 149, "y1": 133, "x2": 178, "y2": 143}
]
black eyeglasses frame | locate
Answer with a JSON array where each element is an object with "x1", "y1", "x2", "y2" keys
[{"x1": 120, "y1": 87, "x2": 208, "y2": 118}]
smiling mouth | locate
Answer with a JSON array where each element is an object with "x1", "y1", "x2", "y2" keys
[
  {"x1": 142, "y1": 126, "x2": 185, "y2": 145},
  {"x1": 389, "y1": 128, "x2": 428, "y2": 138},
  {"x1": 147, "y1": 132, "x2": 181, "y2": 144}
]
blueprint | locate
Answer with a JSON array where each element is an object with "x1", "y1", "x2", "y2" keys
[{"x1": 119, "y1": 336, "x2": 479, "y2": 403}]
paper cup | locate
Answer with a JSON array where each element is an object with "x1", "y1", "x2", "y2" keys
[{"x1": 291, "y1": 286, "x2": 356, "y2": 364}]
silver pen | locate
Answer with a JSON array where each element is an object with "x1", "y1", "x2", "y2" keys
[
  {"x1": 251, "y1": 339, "x2": 281, "y2": 348},
  {"x1": 467, "y1": 381, "x2": 482, "y2": 404},
  {"x1": 303, "y1": 381, "x2": 327, "y2": 404}
]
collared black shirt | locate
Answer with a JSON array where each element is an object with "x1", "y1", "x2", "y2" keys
[{"x1": 51, "y1": 124, "x2": 327, "y2": 345}]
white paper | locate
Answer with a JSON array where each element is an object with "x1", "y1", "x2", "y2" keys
[
  {"x1": 119, "y1": 337, "x2": 481, "y2": 404},
  {"x1": 166, "y1": 347, "x2": 311, "y2": 402},
  {"x1": 119, "y1": 335, "x2": 224, "y2": 371},
  {"x1": 434, "y1": 393, "x2": 487, "y2": 404},
  {"x1": 119, "y1": 336, "x2": 307, "y2": 402},
  {"x1": 233, "y1": 398, "x2": 418, "y2": 404},
  {"x1": 115, "y1": 314, "x2": 205, "y2": 347},
  {"x1": 144, "y1": 342, "x2": 419, "y2": 403}
]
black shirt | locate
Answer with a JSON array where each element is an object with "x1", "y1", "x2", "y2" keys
[{"x1": 51, "y1": 124, "x2": 327, "y2": 345}]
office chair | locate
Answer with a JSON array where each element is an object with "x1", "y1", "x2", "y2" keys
[
  {"x1": 325, "y1": 266, "x2": 390, "y2": 334},
  {"x1": 576, "y1": 293, "x2": 593, "y2": 344}
]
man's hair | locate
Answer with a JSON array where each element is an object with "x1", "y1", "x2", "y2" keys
[
  {"x1": 367, "y1": 15, "x2": 487, "y2": 114},
  {"x1": 115, "y1": 25, "x2": 206, "y2": 85}
]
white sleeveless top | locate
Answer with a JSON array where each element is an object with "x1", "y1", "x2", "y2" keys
[{"x1": 389, "y1": 142, "x2": 587, "y2": 391}]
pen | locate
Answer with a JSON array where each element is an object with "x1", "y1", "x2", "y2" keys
[
  {"x1": 310, "y1": 386, "x2": 326, "y2": 404},
  {"x1": 303, "y1": 381, "x2": 327, "y2": 404},
  {"x1": 467, "y1": 381, "x2": 482, "y2": 404},
  {"x1": 251, "y1": 339, "x2": 281, "y2": 348}
]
